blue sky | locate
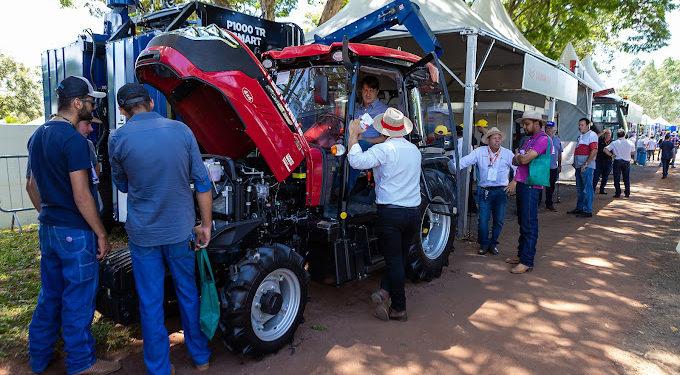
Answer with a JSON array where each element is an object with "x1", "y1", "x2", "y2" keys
[{"x1": 1, "y1": 0, "x2": 678, "y2": 88}]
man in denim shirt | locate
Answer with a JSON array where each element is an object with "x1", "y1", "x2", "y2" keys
[{"x1": 109, "y1": 83, "x2": 213, "y2": 374}]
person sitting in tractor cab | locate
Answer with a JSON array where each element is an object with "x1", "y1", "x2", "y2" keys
[{"x1": 347, "y1": 75, "x2": 388, "y2": 194}]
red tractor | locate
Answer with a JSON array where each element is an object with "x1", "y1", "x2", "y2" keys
[{"x1": 132, "y1": 24, "x2": 457, "y2": 355}]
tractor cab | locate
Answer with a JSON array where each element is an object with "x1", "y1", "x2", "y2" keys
[{"x1": 262, "y1": 42, "x2": 454, "y2": 213}]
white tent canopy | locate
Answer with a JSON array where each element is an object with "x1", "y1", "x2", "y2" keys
[
  {"x1": 581, "y1": 55, "x2": 609, "y2": 91},
  {"x1": 309, "y1": 0, "x2": 578, "y2": 105},
  {"x1": 309, "y1": 0, "x2": 494, "y2": 44},
  {"x1": 652, "y1": 117, "x2": 669, "y2": 125},
  {"x1": 558, "y1": 43, "x2": 599, "y2": 91},
  {"x1": 470, "y1": 0, "x2": 541, "y2": 55}
]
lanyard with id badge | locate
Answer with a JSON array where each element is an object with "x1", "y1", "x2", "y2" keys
[{"x1": 486, "y1": 148, "x2": 500, "y2": 182}]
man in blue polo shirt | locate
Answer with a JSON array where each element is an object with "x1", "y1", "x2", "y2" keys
[
  {"x1": 347, "y1": 75, "x2": 388, "y2": 193},
  {"x1": 108, "y1": 83, "x2": 213, "y2": 374},
  {"x1": 26, "y1": 76, "x2": 120, "y2": 375}
]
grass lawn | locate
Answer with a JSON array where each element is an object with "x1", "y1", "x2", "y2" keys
[{"x1": 0, "y1": 225, "x2": 137, "y2": 362}]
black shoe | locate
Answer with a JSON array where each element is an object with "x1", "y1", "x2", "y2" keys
[
  {"x1": 478, "y1": 247, "x2": 488, "y2": 255},
  {"x1": 546, "y1": 206, "x2": 556, "y2": 212},
  {"x1": 613, "y1": 194, "x2": 621, "y2": 198},
  {"x1": 598, "y1": 191, "x2": 607, "y2": 195},
  {"x1": 488, "y1": 246, "x2": 499, "y2": 255},
  {"x1": 662, "y1": 175, "x2": 667, "y2": 179},
  {"x1": 576, "y1": 212, "x2": 592, "y2": 218},
  {"x1": 567, "y1": 209, "x2": 582, "y2": 215}
]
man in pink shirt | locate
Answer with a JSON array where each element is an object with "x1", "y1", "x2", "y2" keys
[{"x1": 506, "y1": 111, "x2": 549, "y2": 274}]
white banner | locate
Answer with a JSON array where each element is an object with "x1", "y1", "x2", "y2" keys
[{"x1": 522, "y1": 54, "x2": 578, "y2": 105}]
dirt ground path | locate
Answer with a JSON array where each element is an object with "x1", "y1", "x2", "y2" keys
[{"x1": 6, "y1": 163, "x2": 680, "y2": 375}]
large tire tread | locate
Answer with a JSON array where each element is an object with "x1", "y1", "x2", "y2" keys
[{"x1": 219, "y1": 244, "x2": 309, "y2": 356}]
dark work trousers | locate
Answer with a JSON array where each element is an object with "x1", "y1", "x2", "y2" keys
[
  {"x1": 612, "y1": 160, "x2": 631, "y2": 197},
  {"x1": 516, "y1": 182, "x2": 540, "y2": 268},
  {"x1": 544, "y1": 168, "x2": 559, "y2": 209},
  {"x1": 592, "y1": 159, "x2": 613, "y2": 193},
  {"x1": 376, "y1": 206, "x2": 420, "y2": 312},
  {"x1": 661, "y1": 158, "x2": 671, "y2": 177},
  {"x1": 647, "y1": 150, "x2": 655, "y2": 161}
]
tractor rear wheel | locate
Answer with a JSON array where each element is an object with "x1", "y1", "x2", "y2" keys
[
  {"x1": 219, "y1": 244, "x2": 309, "y2": 356},
  {"x1": 407, "y1": 169, "x2": 456, "y2": 282}
]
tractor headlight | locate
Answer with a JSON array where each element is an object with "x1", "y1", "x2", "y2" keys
[{"x1": 331, "y1": 143, "x2": 346, "y2": 156}]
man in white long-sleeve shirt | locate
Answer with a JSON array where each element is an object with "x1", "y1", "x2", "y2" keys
[
  {"x1": 449, "y1": 127, "x2": 517, "y2": 256},
  {"x1": 348, "y1": 107, "x2": 421, "y2": 323}
]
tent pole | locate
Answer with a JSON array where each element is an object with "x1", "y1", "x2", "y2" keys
[
  {"x1": 459, "y1": 31, "x2": 478, "y2": 239},
  {"x1": 547, "y1": 97, "x2": 556, "y2": 122},
  {"x1": 475, "y1": 39, "x2": 495, "y2": 82}
]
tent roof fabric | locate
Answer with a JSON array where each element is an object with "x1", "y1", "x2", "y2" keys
[
  {"x1": 581, "y1": 55, "x2": 609, "y2": 91},
  {"x1": 471, "y1": 0, "x2": 541, "y2": 55},
  {"x1": 308, "y1": 0, "x2": 489, "y2": 42},
  {"x1": 308, "y1": 0, "x2": 544, "y2": 57}
]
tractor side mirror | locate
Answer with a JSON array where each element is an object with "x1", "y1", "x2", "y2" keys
[{"x1": 314, "y1": 75, "x2": 329, "y2": 105}]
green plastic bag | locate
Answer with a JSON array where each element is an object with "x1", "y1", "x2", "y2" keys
[
  {"x1": 197, "y1": 248, "x2": 219, "y2": 340},
  {"x1": 526, "y1": 136, "x2": 553, "y2": 187}
]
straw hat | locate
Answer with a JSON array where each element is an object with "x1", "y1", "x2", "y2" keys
[
  {"x1": 515, "y1": 110, "x2": 546, "y2": 126},
  {"x1": 481, "y1": 127, "x2": 505, "y2": 144},
  {"x1": 373, "y1": 107, "x2": 413, "y2": 137}
]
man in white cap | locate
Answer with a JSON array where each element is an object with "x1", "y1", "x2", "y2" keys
[
  {"x1": 507, "y1": 110, "x2": 551, "y2": 274},
  {"x1": 348, "y1": 107, "x2": 421, "y2": 322},
  {"x1": 449, "y1": 127, "x2": 516, "y2": 255}
]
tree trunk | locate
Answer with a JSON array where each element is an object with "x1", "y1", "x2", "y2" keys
[
  {"x1": 260, "y1": 0, "x2": 276, "y2": 20},
  {"x1": 318, "y1": 0, "x2": 347, "y2": 25}
]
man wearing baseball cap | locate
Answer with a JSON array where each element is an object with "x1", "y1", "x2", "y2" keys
[
  {"x1": 108, "y1": 83, "x2": 212, "y2": 373},
  {"x1": 26, "y1": 76, "x2": 119, "y2": 374},
  {"x1": 348, "y1": 107, "x2": 421, "y2": 322}
]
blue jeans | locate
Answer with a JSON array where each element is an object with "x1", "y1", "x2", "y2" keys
[
  {"x1": 477, "y1": 186, "x2": 508, "y2": 249},
  {"x1": 636, "y1": 147, "x2": 647, "y2": 165},
  {"x1": 575, "y1": 167, "x2": 594, "y2": 214},
  {"x1": 516, "y1": 182, "x2": 540, "y2": 267},
  {"x1": 29, "y1": 224, "x2": 98, "y2": 375},
  {"x1": 129, "y1": 240, "x2": 211, "y2": 375}
]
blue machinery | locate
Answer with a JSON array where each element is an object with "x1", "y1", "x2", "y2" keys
[
  {"x1": 41, "y1": 0, "x2": 459, "y2": 228},
  {"x1": 41, "y1": 0, "x2": 304, "y2": 224}
]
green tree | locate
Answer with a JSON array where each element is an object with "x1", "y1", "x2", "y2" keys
[
  {"x1": 620, "y1": 58, "x2": 680, "y2": 123},
  {"x1": 502, "y1": 0, "x2": 677, "y2": 60},
  {"x1": 59, "y1": 0, "x2": 296, "y2": 20},
  {"x1": 0, "y1": 54, "x2": 43, "y2": 124}
]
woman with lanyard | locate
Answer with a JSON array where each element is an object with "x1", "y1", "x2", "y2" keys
[{"x1": 449, "y1": 127, "x2": 517, "y2": 256}]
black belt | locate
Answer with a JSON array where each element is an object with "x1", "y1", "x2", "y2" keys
[
  {"x1": 377, "y1": 204, "x2": 419, "y2": 210},
  {"x1": 480, "y1": 186, "x2": 505, "y2": 190}
]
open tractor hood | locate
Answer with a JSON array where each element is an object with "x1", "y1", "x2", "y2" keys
[{"x1": 135, "y1": 25, "x2": 307, "y2": 181}]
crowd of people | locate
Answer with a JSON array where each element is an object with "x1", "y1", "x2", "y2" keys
[{"x1": 22, "y1": 74, "x2": 679, "y2": 374}]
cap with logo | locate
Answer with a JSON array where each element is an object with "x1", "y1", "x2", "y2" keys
[
  {"x1": 57, "y1": 76, "x2": 106, "y2": 99},
  {"x1": 117, "y1": 83, "x2": 151, "y2": 108}
]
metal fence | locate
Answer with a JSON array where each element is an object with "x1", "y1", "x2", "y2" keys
[{"x1": 0, "y1": 155, "x2": 35, "y2": 231}]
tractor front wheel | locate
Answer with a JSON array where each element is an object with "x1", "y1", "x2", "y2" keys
[{"x1": 219, "y1": 244, "x2": 309, "y2": 356}]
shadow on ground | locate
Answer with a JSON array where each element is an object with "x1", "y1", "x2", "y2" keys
[{"x1": 3, "y1": 164, "x2": 679, "y2": 375}]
